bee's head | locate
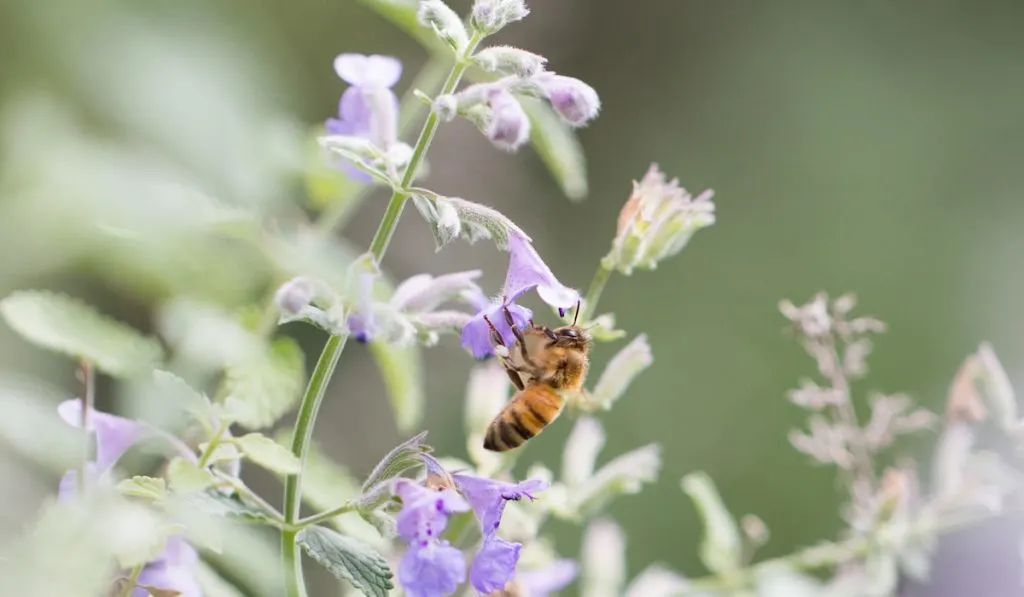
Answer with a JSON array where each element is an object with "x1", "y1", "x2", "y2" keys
[{"x1": 548, "y1": 324, "x2": 591, "y2": 350}]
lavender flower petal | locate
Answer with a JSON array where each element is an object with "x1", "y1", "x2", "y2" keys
[
  {"x1": 452, "y1": 473, "x2": 548, "y2": 534},
  {"x1": 58, "y1": 398, "x2": 146, "y2": 471},
  {"x1": 502, "y1": 233, "x2": 579, "y2": 311},
  {"x1": 460, "y1": 300, "x2": 533, "y2": 360},
  {"x1": 334, "y1": 53, "x2": 403, "y2": 88},
  {"x1": 399, "y1": 542, "x2": 467, "y2": 597},
  {"x1": 134, "y1": 536, "x2": 203, "y2": 597},
  {"x1": 395, "y1": 479, "x2": 470, "y2": 544},
  {"x1": 470, "y1": 535, "x2": 522, "y2": 594}
]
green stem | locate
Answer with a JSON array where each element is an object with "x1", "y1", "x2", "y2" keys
[
  {"x1": 295, "y1": 501, "x2": 357, "y2": 529},
  {"x1": 118, "y1": 564, "x2": 144, "y2": 597},
  {"x1": 78, "y1": 360, "x2": 94, "y2": 495},
  {"x1": 196, "y1": 421, "x2": 228, "y2": 469},
  {"x1": 281, "y1": 334, "x2": 348, "y2": 597},
  {"x1": 580, "y1": 259, "x2": 614, "y2": 323},
  {"x1": 280, "y1": 34, "x2": 483, "y2": 597}
]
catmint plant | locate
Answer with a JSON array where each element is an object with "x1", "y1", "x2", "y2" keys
[{"x1": 4, "y1": 1, "x2": 1021, "y2": 597}]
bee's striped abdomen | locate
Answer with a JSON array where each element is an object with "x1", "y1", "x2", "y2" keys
[{"x1": 484, "y1": 384, "x2": 565, "y2": 452}]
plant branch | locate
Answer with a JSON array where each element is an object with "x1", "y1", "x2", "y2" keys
[
  {"x1": 580, "y1": 259, "x2": 614, "y2": 323},
  {"x1": 296, "y1": 501, "x2": 357, "y2": 529},
  {"x1": 279, "y1": 35, "x2": 482, "y2": 597},
  {"x1": 78, "y1": 359, "x2": 94, "y2": 495}
]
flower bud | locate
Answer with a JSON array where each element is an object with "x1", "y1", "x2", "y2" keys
[
  {"x1": 570, "y1": 444, "x2": 661, "y2": 519},
  {"x1": 274, "y1": 277, "x2": 314, "y2": 316},
  {"x1": 435, "y1": 198, "x2": 462, "y2": 245},
  {"x1": 623, "y1": 565, "x2": 692, "y2": 597},
  {"x1": 474, "y1": 46, "x2": 548, "y2": 77},
  {"x1": 606, "y1": 164, "x2": 716, "y2": 275},
  {"x1": 533, "y1": 73, "x2": 600, "y2": 127},
  {"x1": 471, "y1": 0, "x2": 529, "y2": 34},
  {"x1": 581, "y1": 519, "x2": 626, "y2": 597},
  {"x1": 561, "y1": 417, "x2": 606, "y2": 487},
  {"x1": 432, "y1": 93, "x2": 458, "y2": 122},
  {"x1": 588, "y1": 334, "x2": 653, "y2": 409},
  {"x1": 389, "y1": 270, "x2": 483, "y2": 313},
  {"x1": 976, "y1": 342, "x2": 1017, "y2": 430},
  {"x1": 482, "y1": 89, "x2": 531, "y2": 151},
  {"x1": 681, "y1": 471, "x2": 742, "y2": 575},
  {"x1": 418, "y1": 0, "x2": 470, "y2": 53}
]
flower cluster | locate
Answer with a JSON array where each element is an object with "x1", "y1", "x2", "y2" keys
[
  {"x1": 57, "y1": 399, "x2": 203, "y2": 597},
  {"x1": 391, "y1": 454, "x2": 558, "y2": 597}
]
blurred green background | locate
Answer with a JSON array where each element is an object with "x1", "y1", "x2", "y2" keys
[{"x1": 2, "y1": 0, "x2": 1024, "y2": 594}]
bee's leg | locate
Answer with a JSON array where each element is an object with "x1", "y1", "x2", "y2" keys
[
  {"x1": 484, "y1": 313, "x2": 526, "y2": 391},
  {"x1": 503, "y1": 306, "x2": 540, "y2": 369}
]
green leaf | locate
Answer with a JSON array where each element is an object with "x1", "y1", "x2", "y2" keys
[
  {"x1": 181, "y1": 489, "x2": 280, "y2": 526},
  {"x1": 410, "y1": 192, "x2": 529, "y2": 252},
  {"x1": 151, "y1": 370, "x2": 213, "y2": 426},
  {"x1": 0, "y1": 290, "x2": 163, "y2": 376},
  {"x1": 224, "y1": 336, "x2": 305, "y2": 430},
  {"x1": 297, "y1": 525, "x2": 394, "y2": 597},
  {"x1": 356, "y1": 0, "x2": 438, "y2": 49},
  {"x1": 362, "y1": 431, "x2": 429, "y2": 494},
  {"x1": 233, "y1": 432, "x2": 302, "y2": 475},
  {"x1": 681, "y1": 471, "x2": 742, "y2": 575},
  {"x1": 117, "y1": 476, "x2": 168, "y2": 502},
  {"x1": 304, "y1": 126, "x2": 364, "y2": 211},
  {"x1": 167, "y1": 457, "x2": 216, "y2": 495},
  {"x1": 520, "y1": 97, "x2": 589, "y2": 201}
]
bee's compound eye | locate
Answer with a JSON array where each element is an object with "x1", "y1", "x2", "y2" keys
[{"x1": 561, "y1": 329, "x2": 578, "y2": 339}]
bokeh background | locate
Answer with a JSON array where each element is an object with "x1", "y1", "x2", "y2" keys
[{"x1": 2, "y1": 0, "x2": 1024, "y2": 594}]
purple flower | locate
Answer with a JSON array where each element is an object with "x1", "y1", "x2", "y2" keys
[
  {"x1": 394, "y1": 479, "x2": 472, "y2": 597},
  {"x1": 57, "y1": 400, "x2": 204, "y2": 596},
  {"x1": 452, "y1": 473, "x2": 548, "y2": 594},
  {"x1": 460, "y1": 288, "x2": 533, "y2": 360},
  {"x1": 459, "y1": 232, "x2": 580, "y2": 360},
  {"x1": 327, "y1": 53, "x2": 402, "y2": 182},
  {"x1": 135, "y1": 535, "x2": 203, "y2": 597},
  {"x1": 534, "y1": 73, "x2": 600, "y2": 127},
  {"x1": 484, "y1": 89, "x2": 530, "y2": 152},
  {"x1": 58, "y1": 398, "x2": 146, "y2": 471},
  {"x1": 470, "y1": 535, "x2": 522, "y2": 594},
  {"x1": 516, "y1": 559, "x2": 579, "y2": 597},
  {"x1": 452, "y1": 474, "x2": 547, "y2": 535}
]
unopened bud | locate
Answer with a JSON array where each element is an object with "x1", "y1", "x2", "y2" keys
[
  {"x1": 319, "y1": 134, "x2": 383, "y2": 161},
  {"x1": 581, "y1": 519, "x2": 626, "y2": 597},
  {"x1": 474, "y1": 45, "x2": 547, "y2": 77},
  {"x1": 561, "y1": 417, "x2": 606, "y2": 487},
  {"x1": 274, "y1": 277, "x2": 314, "y2": 316},
  {"x1": 533, "y1": 73, "x2": 601, "y2": 127},
  {"x1": 572, "y1": 444, "x2": 660, "y2": 518},
  {"x1": 483, "y1": 89, "x2": 531, "y2": 151},
  {"x1": 623, "y1": 565, "x2": 691, "y2": 597},
  {"x1": 390, "y1": 270, "x2": 482, "y2": 313},
  {"x1": 432, "y1": 93, "x2": 458, "y2": 122},
  {"x1": 607, "y1": 164, "x2": 716, "y2": 275},
  {"x1": 435, "y1": 198, "x2": 462, "y2": 245},
  {"x1": 418, "y1": 0, "x2": 470, "y2": 53},
  {"x1": 681, "y1": 471, "x2": 742, "y2": 575},
  {"x1": 977, "y1": 342, "x2": 1017, "y2": 429},
  {"x1": 471, "y1": 0, "x2": 529, "y2": 34},
  {"x1": 740, "y1": 514, "x2": 769, "y2": 548},
  {"x1": 589, "y1": 334, "x2": 653, "y2": 409}
]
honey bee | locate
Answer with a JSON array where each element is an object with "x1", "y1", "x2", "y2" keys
[{"x1": 481, "y1": 301, "x2": 591, "y2": 452}]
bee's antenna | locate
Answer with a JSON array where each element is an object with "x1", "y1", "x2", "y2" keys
[{"x1": 572, "y1": 299, "x2": 581, "y2": 326}]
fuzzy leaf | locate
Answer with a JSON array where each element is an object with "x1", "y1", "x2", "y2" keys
[
  {"x1": 681, "y1": 472, "x2": 742, "y2": 575},
  {"x1": 0, "y1": 290, "x2": 163, "y2": 376},
  {"x1": 183, "y1": 489, "x2": 279, "y2": 526},
  {"x1": 520, "y1": 97, "x2": 588, "y2": 201},
  {"x1": 167, "y1": 457, "x2": 215, "y2": 495},
  {"x1": 151, "y1": 370, "x2": 214, "y2": 425},
  {"x1": 117, "y1": 476, "x2": 168, "y2": 502},
  {"x1": 224, "y1": 336, "x2": 305, "y2": 430},
  {"x1": 361, "y1": 431, "x2": 429, "y2": 498},
  {"x1": 411, "y1": 193, "x2": 528, "y2": 251},
  {"x1": 297, "y1": 525, "x2": 394, "y2": 597},
  {"x1": 233, "y1": 432, "x2": 302, "y2": 475}
]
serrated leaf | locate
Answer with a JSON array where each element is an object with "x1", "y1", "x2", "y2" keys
[
  {"x1": 180, "y1": 489, "x2": 279, "y2": 526},
  {"x1": 167, "y1": 457, "x2": 215, "y2": 495},
  {"x1": 520, "y1": 97, "x2": 589, "y2": 201},
  {"x1": 297, "y1": 525, "x2": 394, "y2": 597},
  {"x1": 0, "y1": 290, "x2": 163, "y2": 376},
  {"x1": 233, "y1": 432, "x2": 301, "y2": 474},
  {"x1": 117, "y1": 476, "x2": 168, "y2": 502},
  {"x1": 362, "y1": 431, "x2": 428, "y2": 497},
  {"x1": 681, "y1": 472, "x2": 742, "y2": 575},
  {"x1": 224, "y1": 336, "x2": 305, "y2": 430},
  {"x1": 151, "y1": 370, "x2": 214, "y2": 426}
]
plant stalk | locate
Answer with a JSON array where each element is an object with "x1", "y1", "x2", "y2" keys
[{"x1": 280, "y1": 35, "x2": 482, "y2": 597}]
